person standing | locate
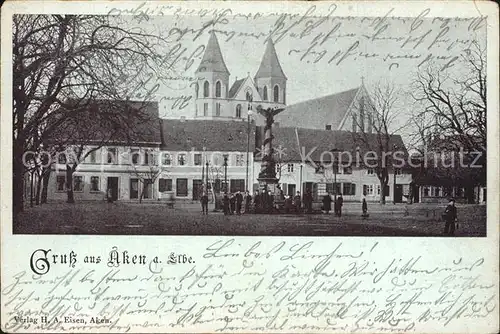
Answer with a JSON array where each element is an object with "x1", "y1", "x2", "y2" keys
[
  {"x1": 235, "y1": 191, "x2": 243, "y2": 215},
  {"x1": 294, "y1": 191, "x2": 302, "y2": 214},
  {"x1": 223, "y1": 192, "x2": 230, "y2": 216},
  {"x1": 244, "y1": 191, "x2": 252, "y2": 214},
  {"x1": 201, "y1": 192, "x2": 209, "y2": 215},
  {"x1": 362, "y1": 196, "x2": 368, "y2": 219},
  {"x1": 229, "y1": 193, "x2": 236, "y2": 215},
  {"x1": 443, "y1": 198, "x2": 457, "y2": 236},
  {"x1": 253, "y1": 191, "x2": 261, "y2": 214},
  {"x1": 337, "y1": 194, "x2": 344, "y2": 217},
  {"x1": 305, "y1": 189, "x2": 313, "y2": 214},
  {"x1": 322, "y1": 192, "x2": 332, "y2": 214}
]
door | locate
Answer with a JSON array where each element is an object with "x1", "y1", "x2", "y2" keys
[
  {"x1": 288, "y1": 184, "x2": 296, "y2": 197},
  {"x1": 130, "y1": 178, "x2": 138, "y2": 199},
  {"x1": 107, "y1": 177, "x2": 119, "y2": 201},
  {"x1": 394, "y1": 184, "x2": 403, "y2": 203},
  {"x1": 192, "y1": 179, "x2": 203, "y2": 200},
  {"x1": 143, "y1": 179, "x2": 153, "y2": 199},
  {"x1": 176, "y1": 178, "x2": 188, "y2": 197}
]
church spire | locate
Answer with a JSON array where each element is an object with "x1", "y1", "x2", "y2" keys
[
  {"x1": 196, "y1": 31, "x2": 230, "y2": 74},
  {"x1": 254, "y1": 39, "x2": 287, "y2": 80}
]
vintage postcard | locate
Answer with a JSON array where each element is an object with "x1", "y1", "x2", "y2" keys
[{"x1": 1, "y1": 0, "x2": 499, "y2": 333}]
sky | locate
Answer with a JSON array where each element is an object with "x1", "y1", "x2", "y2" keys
[{"x1": 126, "y1": 6, "x2": 487, "y2": 143}]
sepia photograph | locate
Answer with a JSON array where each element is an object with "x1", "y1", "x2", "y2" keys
[{"x1": 11, "y1": 3, "x2": 488, "y2": 237}]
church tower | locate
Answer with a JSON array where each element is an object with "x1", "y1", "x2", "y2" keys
[
  {"x1": 254, "y1": 39, "x2": 287, "y2": 105},
  {"x1": 194, "y1": 31, "x2": 230, "y2": 119}
]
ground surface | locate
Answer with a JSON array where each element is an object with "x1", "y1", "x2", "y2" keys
[{"x1": 13, "y1": 201, "x2": 486, "y2": 237}]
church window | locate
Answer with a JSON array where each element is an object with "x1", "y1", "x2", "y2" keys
[
  {"x1": 273, "y1": 85, "x2": 279, "y2": 102},
  {"x1": 203, "y1": 103, "x2": 208, "y2": 116},
  {"x1": 194, "y1": 82, "x2": 199, "y2": 98},
  {"x1": 236, "y1": 104, "x2": 242, "y2": 118},
  {"x1": 246, "y1": 91, "x2": 252, "y2": 102},
  {"x1": 352, "y1": 113, "x2": 357, "y2": 133},
  {"x1": 367, "y1": 112, "x2": 372, "y2": 133},
  {"x1": 216, "y1": 103, "x2": 221, "y2": 116},
  {"x1": 203, "y1": 81, "x2": 209, "y2": 97},
  {"x1": 215, "y1": 81, "x2": 221, "y2": 98},
  {"x1": 263, "y1": 86, "x2": 268, "y2": 100},
  {"x1": 359, "y1": 97, "x2": 365, "y2": 132}
]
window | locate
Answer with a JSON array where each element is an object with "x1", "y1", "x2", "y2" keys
[
  {"x1": 376, "y1": 185, "x2": 381, "y2": 195},
  {"x1": 367, "y1": 168, "x2": 375, "y2": 175},
  {"x1": 90, "y1": 176, "x2": 100, "y2": 192},
  {"x1": 178, "y1": 153, "x2": 186, "y2": 166},
  {"x1": 343, "y1": 183, "x2": 356, "y2": 196},
  {"x1": 246, "y1": 91, "x2": 252, "y2": 102},
  {"x1": 325, "y1": 125, "x2": 332, "y2": 130},
  {"x1": 73, "y1": 176, "x2": 84, "y2": 192},
  {"x1": 263, "y1": 86, "x2": 268, "y2": 100},
  {"x1": 287, "y1": 163, "x2": 294, "y2": 173},
  {"x1": 352, "y1": 113, "x2": 357, "y2": 133},
  {"x1": 107, "y1": 148, "x2": 117, "y2": 164},
  {"x1": 162, "y1": 153, "x2": 171, "y2": 165},
  {"x1": 236, "y1": 104, "x2": 242, "y2": 118},
  {"x1": 144, "y1": 151, "x2": 150, "y2": 165},
  {"x1": 326, "y1": 183, "x2": 341, "y2": 195},
  {"x1": 89, "y1": 150, "x2": 97, "y2": 164},
  {"x1": 367, "y1": 113, "x2": 372, "y2": 133},
  {"x1": 423, "y1": 187, "x2": 429, "y2": 197},
  {"x1": 363, "y1": 184, "x2": 374, "y2": 195},
  {"x1": 130, "y1": 149, "x2": 140, "y2": 164},
  {"x1": 203, "y1": 103, "x2": 208, "y2": 116},
  {"x1": 58, "y1": 153, "x2": 67, "y2": 164},
  {"x1": 343, "y1": 166, "x2": 352, "y2": 174},
  {"x1": 159, "y1": 178, "x2": 173, "y2": 192},
  {"x1": 230, "y1": 179, "x2": 245, "y2": 193},
  {"x1": 130, "y1": 179, "x2": 139, "y2": 199},
  {"x1": 394, "y1": 168, "x2": 402, "y2": 175},
  {"x1": 273, "y1": 85, "x2": 279, "y2": 102},
  {"x1": 195, "y1": 82, "x2": 199, "y2": 98},
  {"x1": 359, "y1": 97, "x2": 365, "y2": 132},
  {"x1": 215, "y1": 81, "x2": 221, "y2": 97},
  {"x1": 203, "y1": 81, "x2": 209, "y2": 97},
  {"x1": 235, "y1": 154, "x2": 244, "y2": 166},
  {"x1": 194, "y1": 153, "x2": 202, "y2": 166},
  {"x1": 216, "y1": 103, "x2": 221, "y2": 116},
  {"x1": 56, "y1": 176, "x2": 66, "y2": 192}
]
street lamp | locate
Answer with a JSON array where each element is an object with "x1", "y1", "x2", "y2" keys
[
  {"x1": 205, "y1": 161, "x2": 209, "y2": 192},
  {"x1": 330, "y1": 148, "x2": 340, "y2": 202},
  {"x1": 393, "y1": 144, "x2": 399, "y2": 204},
  {"x1": 223, "y1": 154, "x2": 228, "y2": 193},
  {"x1": 246, "y1": 100, "x2": 253, "y2": 193}
]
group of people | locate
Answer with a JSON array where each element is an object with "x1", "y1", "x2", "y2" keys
[{"x1": 321, "y1": 193, "x2": 344, "y2": 216}]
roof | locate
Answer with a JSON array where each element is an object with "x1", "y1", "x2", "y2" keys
[
  {"x1": 228, "y1": 78, "x2": 245, "y2": 98},
  {"x1": 255, "y1": 126, "x2": 407, "y2": 165},
  {"x1": 254, "y1": 39, "x2": 287, "y2": 79},
  {"x1": 161, "y1": 119, "x2": 256, "y2": 151},
  {"x1": 275, "y1": 87, "x2": 360, "y2": 130},
  {"x1": 50, "y1": 100, "x2": 161, "y2": 145},
  {"x1": 195, "y1": 31, "x2": 230, "y2": 74}
]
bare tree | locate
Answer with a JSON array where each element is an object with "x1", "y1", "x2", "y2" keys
[
  {"x1": 350, "y1": 83, "x2": 407, "y2": 204},
  {"x1": 12, "y1": 14, "x2": 172, "y2": 214},
  {"x1": 411, "y1": 41, "x2": 486, "y2": 154},
  {"x1": 410, "y1": 41, "x2": 486, "y2": 202},
  {"x1": 127, "y1": 149, "x2": 162, "y2": 203}
]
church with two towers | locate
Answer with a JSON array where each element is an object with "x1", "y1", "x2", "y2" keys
[{"x1": 193, "y1": 31, "x2": 287, "y2": 121}]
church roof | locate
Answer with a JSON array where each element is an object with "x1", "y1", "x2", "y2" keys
[
  {"x1": 160, "y1": 119, "x2": 256, "y2": 152},
  {"x1": 196, "y1": 31, "x2": 230, "y2": 74},
  {"x1": 255, "y1": 126, "x2": 407, "y2": 163},
  {"x1": 228, "y1": 78, "x2": 245, "y2": 98},
  {"x1": 254, "y1": 39, "x2": 287, "y2": 79},
  {"x1": 275, "y1": 87, "x2": 360, "y2": 130}
]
